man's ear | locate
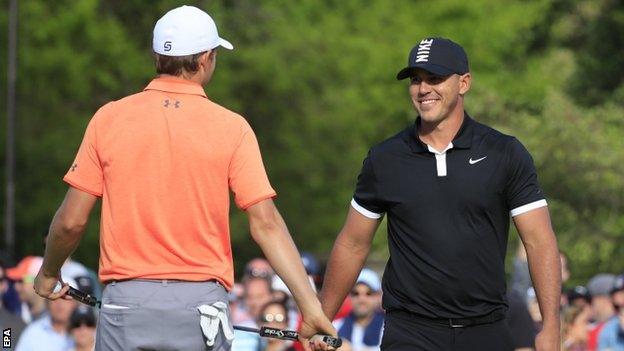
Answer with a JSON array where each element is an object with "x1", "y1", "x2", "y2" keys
[
  {"x1": 207, "y1": 49, "x2": 217, "y2": 63},
  {"x1": 459, "y1": 73, "x2": 471, "y2": 95},
  {"x1": 198, "y1": 51, "x2": 213, "y2": 69}
]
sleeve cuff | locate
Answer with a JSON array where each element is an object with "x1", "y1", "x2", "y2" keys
[
  {"x1": 63, "y1": 177, "x2": 103, "y2": 197},
  {"x1": 239, "y1": 192, "x2": 277, "y2": 210},
  {"x1": 351, "y1": 198, "x2": 383, "y2": 219},
  {"x1": 510, "y1": 199, "x2": 547, "y2": 217}
]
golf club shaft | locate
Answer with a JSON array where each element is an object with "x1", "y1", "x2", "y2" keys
[{"x1": 234, "y1": 325, "x2": 342, "y2": 348}]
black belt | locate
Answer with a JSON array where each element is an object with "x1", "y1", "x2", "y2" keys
[{"x1": 388, "y1": 309, "x2": 506, "y2": 328}]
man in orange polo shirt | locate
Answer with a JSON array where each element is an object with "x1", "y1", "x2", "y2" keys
[{"x1": 33, "y1": 5, "x2": 335, "y2": 351}]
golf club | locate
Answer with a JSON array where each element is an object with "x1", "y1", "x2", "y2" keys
[
  {"x1": 54, "y1": 281, "x2": 101, "y2": 307},
  {"x1": 233, "y1": 325, "x2": 342, "y2": 348},
  {"x1": 55, "y1": 283, "x2": 341, "y2": 348}
]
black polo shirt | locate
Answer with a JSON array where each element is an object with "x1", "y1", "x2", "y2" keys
[{"x1": 352, "y1": 113, "x2": 546, "y2": 319}]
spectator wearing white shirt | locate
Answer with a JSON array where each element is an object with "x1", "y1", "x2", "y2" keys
[{"x1": 15, "y1": 278, "x2": 78, "y2": 351}]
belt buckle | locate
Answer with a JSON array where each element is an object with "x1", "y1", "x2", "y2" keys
[{"x1": 449, "y1": 319, "x2": 465, "y2": 328}]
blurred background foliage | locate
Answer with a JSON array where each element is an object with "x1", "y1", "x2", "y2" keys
[{"x1": 0, "y1": 0, "x2": 622, "y2": 286}]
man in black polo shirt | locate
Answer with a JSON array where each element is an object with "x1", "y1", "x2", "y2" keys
[{"x1": 317, "y1": 38, "x2": 561, "y2": 351}]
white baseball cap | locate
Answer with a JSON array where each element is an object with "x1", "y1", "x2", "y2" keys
[
  {"x1": 153, "y1": 5, "x2": 233, "y2": 56},
  {"x1": 356, "y1": 268, "x2": 381, "y2": 292}
]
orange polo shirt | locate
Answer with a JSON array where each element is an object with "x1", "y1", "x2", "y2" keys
[{"x1": 63, "y1": 76, "x2": 276, "y2": 289}]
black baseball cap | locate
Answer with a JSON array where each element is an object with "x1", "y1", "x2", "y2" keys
[
  {"x1": 74, "y1": 275, "x2": 95, "y2": 296},
  {"x1": 69, "y1": 306, "x2": 97, "y2": 330},
  {"x1": 567, "y1": 285, "x2": 591, "y2": 303},
  {"x1": 396, "y1": 37, "x2": 469, "y2": 80}
]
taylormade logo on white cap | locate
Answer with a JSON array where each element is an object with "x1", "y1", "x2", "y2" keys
[{"x1": 153, "y1": 5, "x2": 233, "y2": 56}]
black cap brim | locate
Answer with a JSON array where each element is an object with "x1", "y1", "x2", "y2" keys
[{"x1": 396, "y1": 63, "x2": 457, "y2": 80}]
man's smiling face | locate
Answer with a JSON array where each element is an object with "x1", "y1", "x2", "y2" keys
[{"x1": 409, "y1": 69, "x2": 471, "y2": 123}]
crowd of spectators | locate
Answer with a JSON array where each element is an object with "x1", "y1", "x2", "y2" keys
[
  {"x1": 2, "y1": 248, "x2": 623, "y2": 351},
  {"x1": 510, "y1": 245, "x2": 624, "y2": 351},
  {"x1": 0, "y1": 254, "x2": 99, "y2": 351},
  {"x1": 230, "y1": 253, "x2": 383, "y2": 351}
]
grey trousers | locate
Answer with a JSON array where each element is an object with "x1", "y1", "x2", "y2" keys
[{"x1": 95, "y1": 280, "x2": 232, "y2": 351}]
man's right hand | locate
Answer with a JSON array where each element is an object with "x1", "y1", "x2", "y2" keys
[
  {"x1": 33, "y1": 271, "x2": 70, "y2": 300},
  {"x1": 246, "y1": 199, "x2": 339, "y2": 350},
  {"x1": 534, "y1": 328, "x2": 561, "y2": 351},
  {"x1": 299, "y1": 310, "x2": 339, "y2": 351}
]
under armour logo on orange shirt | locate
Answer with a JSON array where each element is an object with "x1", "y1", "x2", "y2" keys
[{"x1": 164, "y1": 99, "x2": 180, "y2": 108}]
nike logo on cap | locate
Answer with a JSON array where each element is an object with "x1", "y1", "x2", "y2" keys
[{"x1": 469, "y1": 156, "x2": 487, "y2": 165}]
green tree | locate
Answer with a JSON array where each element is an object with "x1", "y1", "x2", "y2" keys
[
  {"x1": 1, "y1": 0, "x2": 152, "y2": 267},
  {"x1": 0, "y1": 0, "x2": 621, "y2": 283}
]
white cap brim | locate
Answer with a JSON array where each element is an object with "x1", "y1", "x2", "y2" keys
[{"x1": 218, "y1": 38, "x2": 233, "y2": 50}]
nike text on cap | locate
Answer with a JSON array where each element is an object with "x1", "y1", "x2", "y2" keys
[
  {"x1": 396, "y1": 37, "x2": 469, "y2": 80},
  {"x1": 153, "y1": 5, "x2": 233, "y2": 56}
]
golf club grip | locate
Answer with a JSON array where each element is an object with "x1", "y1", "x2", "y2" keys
[
  {"x1": 318, "y1": 335, "x2": 342, "y2": 348},
  {"x1": 67, "y1": 286, "x2": 98, "y2": 307},
  {"x1": 259, "y1": 326, "x2": 299, "y2": 341},
  {"x1": 258, "y1": 327, "x2": 342, "y2": 348}
]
